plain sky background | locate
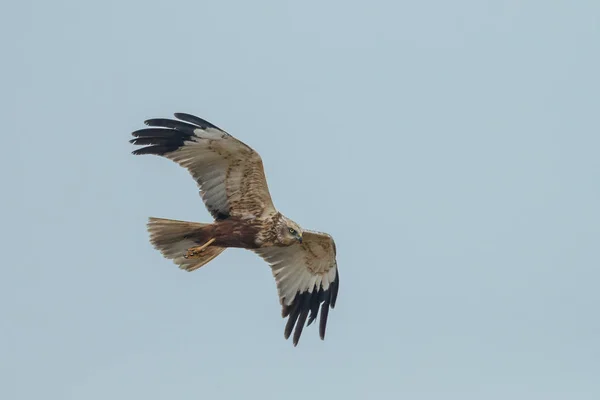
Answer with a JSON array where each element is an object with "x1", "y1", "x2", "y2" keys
[{"x1": 2, "y1": 0, "x2": 599, "y2": 399}]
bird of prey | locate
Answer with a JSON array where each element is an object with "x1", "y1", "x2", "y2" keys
[{"x1": 130, "y1": 113, "x2": 339, "y2": 346}]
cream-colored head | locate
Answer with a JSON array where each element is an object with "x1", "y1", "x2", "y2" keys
[{"x1": 275, "y1": 215, "x2": 304, "y2": 246}]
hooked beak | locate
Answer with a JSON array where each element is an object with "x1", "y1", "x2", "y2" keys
[{"x1": 298, "y1": 235, "x2": 303, "y2": 244}]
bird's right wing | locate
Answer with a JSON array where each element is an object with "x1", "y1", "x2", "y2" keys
[
  {"x1": 131, "y1": 113, "x2": 277, "y2": 220},
  {"x1": 253, "y1": 230, "x2": 339, "y2": 346}
]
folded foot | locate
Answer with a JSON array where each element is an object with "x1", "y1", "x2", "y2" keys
[{"x1": 184, "y1": 238, "x2": 216, "y2": 259}]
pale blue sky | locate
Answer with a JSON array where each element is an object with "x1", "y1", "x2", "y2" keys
[{"x1": 3, "y1": 1, "x2": 600, "y2": 399}]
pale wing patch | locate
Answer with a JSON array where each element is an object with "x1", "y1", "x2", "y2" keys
[{"x1": 197, "y1": 127, "x2": 227, "y2": 140}]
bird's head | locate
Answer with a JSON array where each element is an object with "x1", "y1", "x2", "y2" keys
[{"x1": 276, "y1": 215, "x2": 304, "y2": 246}]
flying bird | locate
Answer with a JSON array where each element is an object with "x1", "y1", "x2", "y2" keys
[{"x1": 130, "y1": 113, "x2": 339, "y2": 346}]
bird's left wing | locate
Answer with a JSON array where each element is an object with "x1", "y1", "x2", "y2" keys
[
  {"x1": 130, "y1": 113, "x2": 276, "y2": 220},
  {"x1": 253, "y1": 231, "x2": 339, "y2": 346}
]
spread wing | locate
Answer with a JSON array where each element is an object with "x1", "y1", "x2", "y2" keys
[
  {"x1": 131, "y1": 113, "x2": 276, "y2": 220},
  {"x1": 254, "y1": 231, "x2": 339, "y2": 346}
]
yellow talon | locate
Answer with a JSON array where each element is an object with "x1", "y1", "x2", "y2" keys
[{"x1": 184, "y1": 238, "x2": 216, "y2": 259}]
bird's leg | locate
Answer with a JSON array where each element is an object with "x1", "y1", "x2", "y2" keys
[{"x1": 184, "y1": 238, "x2": 216, "y2": 259}]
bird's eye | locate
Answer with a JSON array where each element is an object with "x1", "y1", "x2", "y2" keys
[{"x1": 289, "y1": 228, "x2": 296, "y2": 235}]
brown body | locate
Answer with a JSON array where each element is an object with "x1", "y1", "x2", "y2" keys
[
  {"x1": 190, "y1": 212, "x2": 285, "y2": 249},
  {"x1": 193, "y1": 218, "x2": 264, "y2": 249}
]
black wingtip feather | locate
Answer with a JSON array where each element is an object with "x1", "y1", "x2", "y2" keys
[
  {"x1": 284, "y1": 299, "x2": 302, "y2": 340},
  {"x1": 281, "y1": 269, "x2": 339, "y2": 346},
  {"x1": 330, "y1": 272, "x2": 339, "y2": 309},
  {"x1": 306, "y1": 287, "x2": 321, "y2": 327},
  {"x1": 131, "y1": 113, "x2": 226, "y2": 156},
  {"x1": 131, "y1": 128, "x2": 192, "y2": 139},
  {"x1": 319, "y1": 302, "x2": 330, "y2": 340},
  {"x1": 131, "y1": 145, "x2": 181, "y2": 156},
  {"x1": 174, "y1": 113, "x2": 223, "y2": 131},
  {"x1": 292, "y1": 295, "x2": 312, "y2": 346},
  {"x1": 143, "y1": 118, "x2": 198, "y2": 135},
  {"x1": 130, "y1": 137, "x2": 177, "y2": 146},
  {"x1": 131, "y1": 117, "x2": 202, "y2": 156}
]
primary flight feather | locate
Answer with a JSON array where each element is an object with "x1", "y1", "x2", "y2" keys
[{"x1": 130, "y1": 113, "x2": 339, "y2": 346}]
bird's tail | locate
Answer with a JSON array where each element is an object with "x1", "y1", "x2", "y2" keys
[{"x1": 146, "y1": 217, "x2": 225, "y2": 272}]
